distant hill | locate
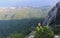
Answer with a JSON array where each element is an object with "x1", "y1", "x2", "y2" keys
[{"x1": 0, "y1": 7, "x2": 52, "y2": 20}]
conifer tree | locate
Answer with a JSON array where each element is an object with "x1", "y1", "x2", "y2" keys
[{"x1": 34, "y1": 24, "x2": 54, "y2": 38}]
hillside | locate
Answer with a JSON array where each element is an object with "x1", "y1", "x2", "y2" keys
[{"x1": 0, "y1": 7, "x2": 51, "y2": 20}]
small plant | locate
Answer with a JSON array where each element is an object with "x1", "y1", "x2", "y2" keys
[{"x1": 34, "y1": 25, "x2": 54, "y2": 38}]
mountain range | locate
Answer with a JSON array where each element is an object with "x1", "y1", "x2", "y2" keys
[{"x1": 0, "y1": 6, "x2": 52, "y2": 20}]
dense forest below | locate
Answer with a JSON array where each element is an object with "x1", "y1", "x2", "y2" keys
[{"x1": 0, "y1": 18, "x2": 44, "y2": 38}]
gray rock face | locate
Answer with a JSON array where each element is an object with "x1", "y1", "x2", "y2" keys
[{"x1": 43, "y1": 2, "x2": 60, "y2": 27}]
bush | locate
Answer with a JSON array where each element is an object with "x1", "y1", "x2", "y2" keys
[{"x1": 34, "y1": 25, "x2": 54, "y2": 38}]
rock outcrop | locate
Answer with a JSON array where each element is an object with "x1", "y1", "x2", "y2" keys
[{"x1": 43, "y1": 2, "x2": 60, "y2": 27}]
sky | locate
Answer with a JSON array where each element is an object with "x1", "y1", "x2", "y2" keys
[{"x1": 0, "y1": 0, "x2": 60, "y2": 7}]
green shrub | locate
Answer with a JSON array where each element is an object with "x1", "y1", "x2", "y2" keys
[{"x1": 34, "y1": 25, "x2": 54, "y2": 38}]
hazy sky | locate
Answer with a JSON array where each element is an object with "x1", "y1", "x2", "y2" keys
[{"x1": 0, "y1": 0, "x2": 60, "y2": 7}]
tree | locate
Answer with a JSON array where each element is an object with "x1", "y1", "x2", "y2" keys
[{"x1": 34, "y1": 25, "x2": 54, "y2": 38}]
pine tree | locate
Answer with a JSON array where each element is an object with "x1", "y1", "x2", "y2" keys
[
  {"x1": 43, "y1": 25, "x2": 54, "y2": 38},
  {"x1": 34, "y1": 24, "x2": 43, "y2": 38},
  {"x1": 34, "y1": 25, "x2": 54, "y2": 38}
]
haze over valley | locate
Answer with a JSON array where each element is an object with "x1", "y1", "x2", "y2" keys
[{"x1": 0, "y1": 7, "x2": 51, "y2": 20}]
